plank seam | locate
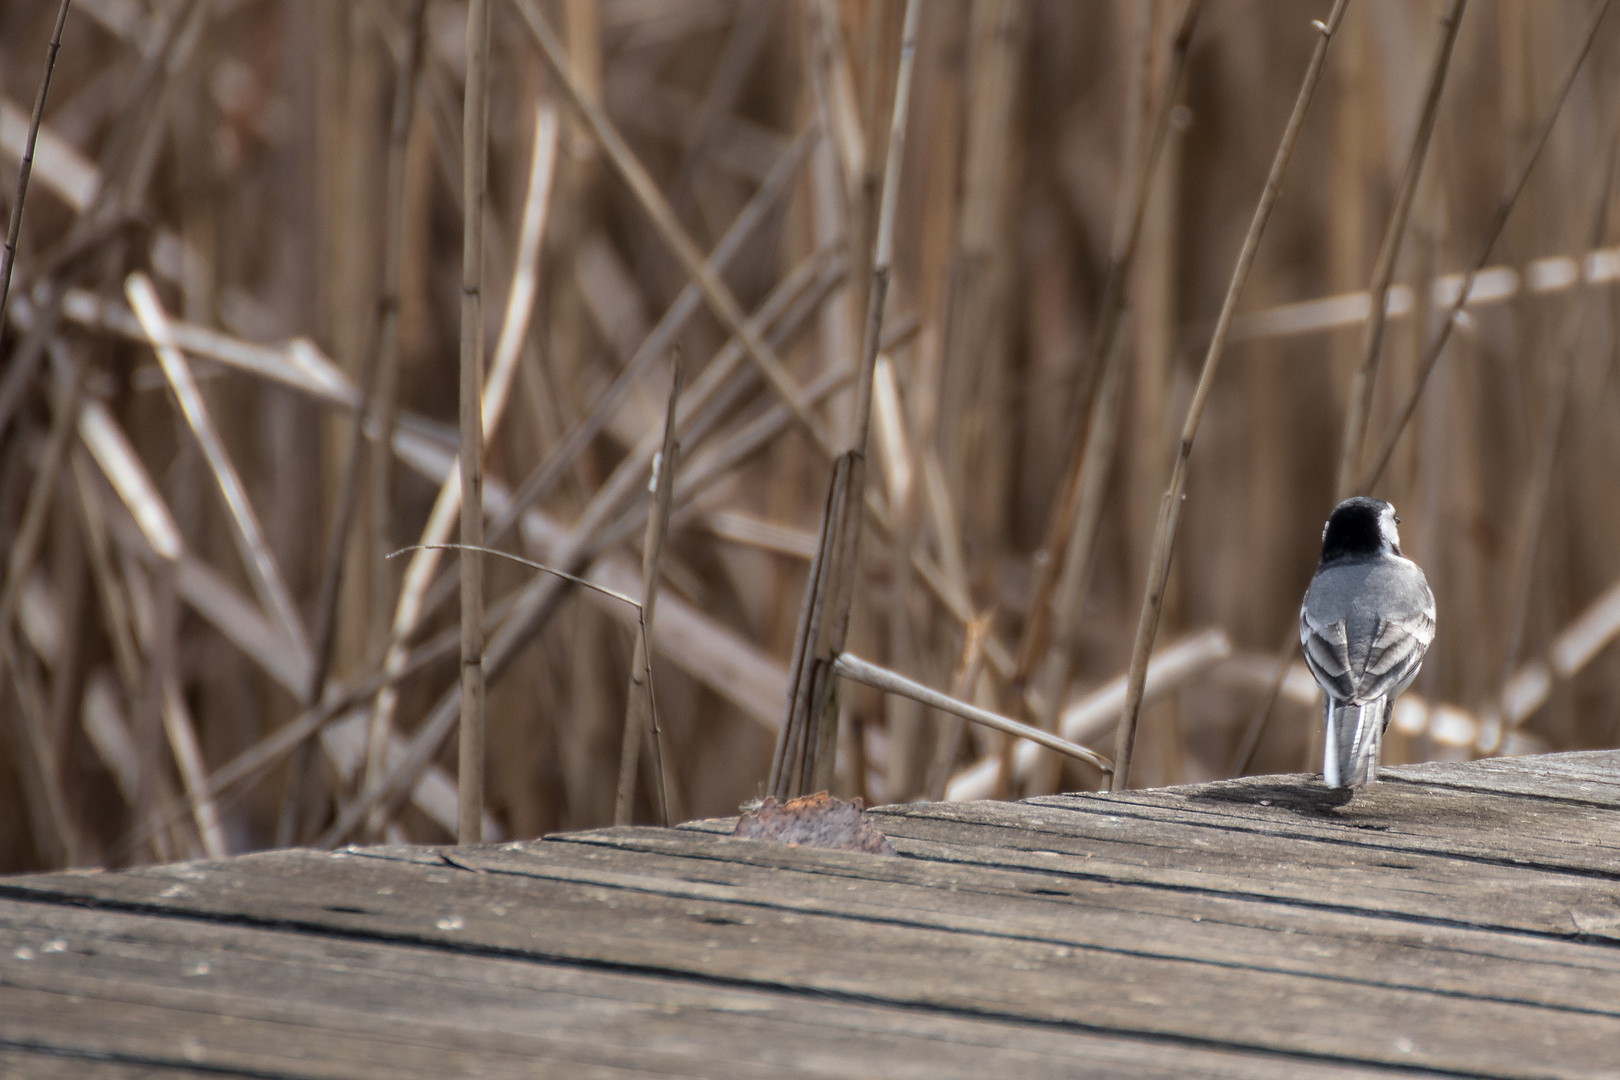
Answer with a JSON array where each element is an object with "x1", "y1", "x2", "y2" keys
[
  {"x1": 903, "y1": 799, "x2": 1620, "y2": 883},
  {"x1": 1382, "y1": 773, "x2": 1620, "y2": 810},
  {"x1": 544, "y1": 833, "x2": 1620, "y2": 978},
  {"x1": 1, "y1": 1036, "x2": 302, "y2": 1078}
]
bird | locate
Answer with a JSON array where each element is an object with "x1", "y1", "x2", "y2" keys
[{"x1": 1299, "y1": 496, "x2": 1435, "y2": 788}]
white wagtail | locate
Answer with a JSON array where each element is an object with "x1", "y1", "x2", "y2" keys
[{"x1": 1299, "y1": 497, "x2": 1436, "y2": 788}]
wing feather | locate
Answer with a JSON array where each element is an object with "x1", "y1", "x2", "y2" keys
[
  {"x1": 1356, "y1": 608, "x2": 1434, "y2": 702},
  {"x1": 1300, "y1": 560, "x2": 1435, "y2": 706},
  {"x1": 1300, "y1": 610, "x2": 1355, "y2": 701}
]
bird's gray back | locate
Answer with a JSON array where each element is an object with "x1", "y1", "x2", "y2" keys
[
  {"x1": 1300, "y1": 555, "x2": 1434, "y2": 705},
  {"x1": 1303, "y1": 556, "x2": 1431, "y2": 634}
]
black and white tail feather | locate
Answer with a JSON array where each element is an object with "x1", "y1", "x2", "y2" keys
[{"x1": 1299, "y1": 498, "x2": 1436, "y2": 789}]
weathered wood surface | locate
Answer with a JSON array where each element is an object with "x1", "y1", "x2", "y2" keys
[{"x1": 2, "y1": 752, "x2": 1619, "y2": 1078}]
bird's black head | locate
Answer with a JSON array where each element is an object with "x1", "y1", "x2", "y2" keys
[{"x1": 1319, "y1": 496, "x2": 1400, "y2": 565}]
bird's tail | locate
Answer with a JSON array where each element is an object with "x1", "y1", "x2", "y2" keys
[{"x1": 1323, "y1": 699, "x2": 1386, "y2": 788}]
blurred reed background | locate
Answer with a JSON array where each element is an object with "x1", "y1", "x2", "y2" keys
[{"x1": 3, "y1": 0, "x2": 1620, "y2": 873}]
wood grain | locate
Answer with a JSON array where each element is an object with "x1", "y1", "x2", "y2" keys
[{"x1": 3, "y1": 752, "x2": 1619, "y2": 1077}]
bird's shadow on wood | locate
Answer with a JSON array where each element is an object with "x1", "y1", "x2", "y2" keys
[{"x1": 1188, "y1": 780, "x2": 1357, "y2": 818}]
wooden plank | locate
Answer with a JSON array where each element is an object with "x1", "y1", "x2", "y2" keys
[
  {"x1": 521, "y1": 829, "x2": 1620, "y2": 1023},
  {"x1": 540, "y1": 827, "x2": 1620, "y2": 1003},
  {"x1": 1046, "y1": 770, "x2": 1620, "y2": 873},
  {"x1": 0, "y1": 1050, "x2": 192, "y2": 1080},
  {"x1": 865, "y1": 799, "x2": 1620, "y2": 941},
  {"x1": 4, "y1": 845, "x2": 1618, "y2": 1076},
  {"x1": 19, "y1": 835, "x2": 1620, "y2": 1016},
  {"x1": 7, "y1": 754, "x2": 1620, "y2": 1077},
  {"x1": 0, "y1": 900, "x2": 1387, "y2": 1080},
  {"x1": 1385, "y1": 751, "x2": 1620, "y2": 805},
  {"x1": 1, "y1": 986, "x2": 597, "y2": 1080}
]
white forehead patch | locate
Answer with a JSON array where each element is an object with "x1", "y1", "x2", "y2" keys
[{"x1": 1379, "y1": 504, "x2": 1401, "y2": 548}]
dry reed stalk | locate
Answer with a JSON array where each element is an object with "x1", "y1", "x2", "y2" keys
[
  {"x1": 77, "y1": 403, "x2": 254, "y2": 857},
  {"x1": 1126, "y1": 0, "x2": 1180, "y2": 566},
  {"x1": 563, "y1": 0, "x2": 601, "y2": 166},
  {"x1": 1113, "y1": 0, "x2": 1350, "y2": 791},
  {"x1": 417, "y1": 54, "x2": 467, "y2": 208},
  {"x1": 120, "y1": 0, "x2": 206, "y2": 214},
  {"x1": 949, "y1": 628, "x2": 1229, "y2": 800},
  {"x1": 186, "y1": 617, "x2": 472, "y2": 832},
  {"x1": 831, "y1": 652, "x2": 1111, "y2": 773},
  {"x1": 1128, "y1": 11, "x2": 1192, "y2": 790},
  {"x1": 853, "y1": 41, "x2": 934, "y2": 798},
  {"x1": 1008, "y1": 0, "x2": 1202, "y2": 746},
  {"x1": 0, "y1": 363, "x2": 86, "y2": 865},
  {"x1": 459, "y1": 0, "x2": 492, "y2": 844},
  {"x1": 364, "y1": 128, "x2": 818, "y2": 706},
  {"x1": 348, "y1": 207, "x2": 817, "y2": 836},
  {"x1": 1325, "y1": 3, "x2": 1372, "y2": 367},
  {"x1": 38, "y1": 383, "x2": 89, "y2": 863},
  {"x1": 1233, "y1": 0, "x2": 1468, "y2": 778},
  {"x1": 1496, "y1": 107, "x2": 1620, "y2": 698},
  {"x1": 930, "y1": 0, "x2": 1000, "y2": 504},
  {"x1": 80, "y1": 400, "x2": 310, "y2": 698},
  {"x1": 70, "y1": 451, "x2": 201, "y2": 862},
  {"x1": 1336, "y1": 0, "x2": 1467, "y2": 497},
  {"x1": 358, "y1": 0, "x2": 430, "y2": 834},
  {"x1": 83, "y1": 394, "x2": 358, "y2": 857},
  {"x1": 614, "y1": 357, "x2": 682, "y2": 826},
  {"x1": 0, "y1": 367, "x2": 86, "y2": 867},
  {"x1": 157, "y1": 663, "x2": 225, "y2": 859},
  {"x1": 924, "y1": 613, "x2": 992, "y2": 800},
  {"x1": 68, "y1": 453, "x2": 146, "y2": 738},
  {"x1": 2, "y1": 632, "x2": 76, "y2": 865},
  {"x1": 871, "y1": 350, "x2": 922, "y2": 800},
  {"x1": 0, "y1": 0, "x2": 72, "y2": 335},
  {"x1": 366, "y1": 103, "x2": 557, "y2": 839},
  {"x1": 371, "y1": 133, "x2": 983, "y2": 750},
  {"x1": 907, "y1": 440, "x2": 997, "y2": 787},
  {"x1": 932, "y1": 0, "x2": 1026, "y2": 800},
  {"x1": 806, "y1": 0, "x2": 865, "y2": 199},
  {"x1": 1227, "y1": 619, "x2": 1303, "y2": 777},
  {"x1": 584, "y1": 554, "x2": 786, "y2": 734},
  {"x1": 916, "y1": 443, "x2": 969, "y2": 615},
  {"x1": 1479, "y1": 561, "x2": 1620, "y2": 750},
  {"x1": 368, "y1": 0, "x2": 430, "y2": 652},
  {"x1": 851, "y1": 0, "x2": 898, "y2": 356},
  {"x1": 125, "y1": 275, "x2": 310, "y2": 661},
  {"x1": 442, "y1": 125, "x2": 817, "y2": 578},
  {"x1": 1500, "y1": 312, "x2": 1580, "y2": 674},
  {"x1": 513, "y1": 0, "x2": 836, "y2": 458},
  {"x1": 667, "y1": 0, "x2": 774, "y2": 215},
  {"x1": 0, "y1": 365, "x2": 84, "y2": 693},
  {"x1": 13, "y1": 0, "x2": 1615, "y2": 868},
  {"x1": 285, "y1": 0, "x2": 428, "y2": 846},
  {"x1": 316, "y1": 248, "x2": 844, "y2": 848},
  {"x1": 1215, "y1": 243, "x2": 1620, "y2": 345},
  {"x1": 112, "y1": 573, "x2": 510, "y2": 864},
  {"x1": 0, "y1": 0, "x2": 198, "y2": 445},
  {"x1": 611, "y1": 363, "x2": 854, "y2": 552},
  {"x1": 26, "y1": 563, "x2": 81, "y2": 813},
  {"x1": 802, "y1": 0, "x2": 861, "y2": 446},
  {"x1": 1022, "y1": 0, "x2": 1203, "y2": 797},
  {"x1": 771, "y1": 0, "x2": 920, "y2": 802},
  {"x1": 1357, "y1": 0, "x2": 1613, "y2": 493},
  {"x1": 129, "y1": 541, "x2": 216, "y2": 860}
]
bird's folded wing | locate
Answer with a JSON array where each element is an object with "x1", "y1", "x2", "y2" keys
[
  {"x1": 1358, "y1": 605, "x2": 1435, "y2": 702},
  {"x1": 1300, "y1": 609, "x2": 1355, "y2": 701}
]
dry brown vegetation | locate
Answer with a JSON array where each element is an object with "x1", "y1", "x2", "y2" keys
[{"x1": 3, "y1": 0, "x2": 1620, "y2": 872}]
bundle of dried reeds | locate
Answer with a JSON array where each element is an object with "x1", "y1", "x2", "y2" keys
[{"x1": 2, "y1": 0, "x2": 1619, "y2": 872}]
